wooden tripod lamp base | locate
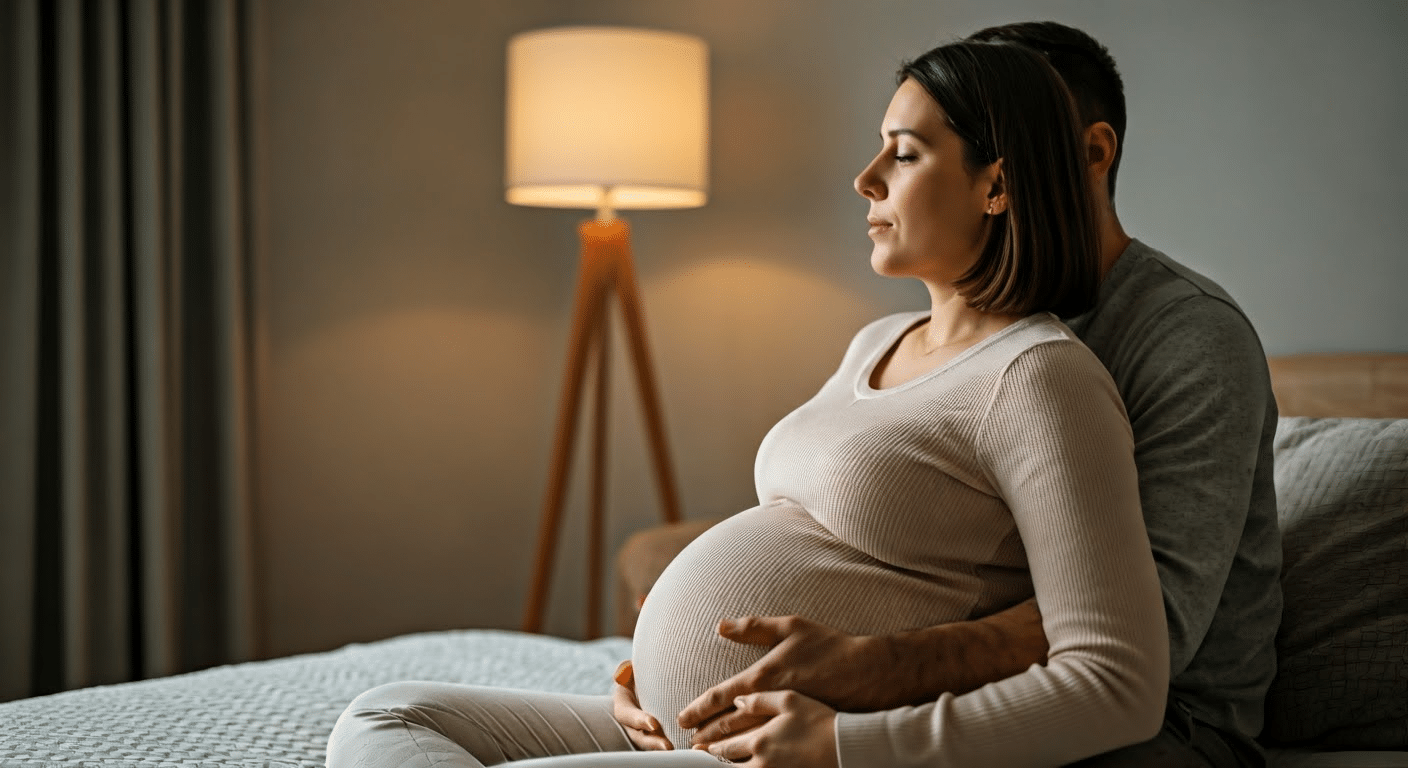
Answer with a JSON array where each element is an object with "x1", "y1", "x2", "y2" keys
[{"x1": 522, "y1": 218, "x2": 683, "y2": 637}]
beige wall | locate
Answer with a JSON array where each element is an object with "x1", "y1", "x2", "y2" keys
[{"x1": 256, "y1": 0, "x2": 1408, "y2": 658}]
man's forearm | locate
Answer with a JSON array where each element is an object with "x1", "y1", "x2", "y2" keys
[
  {"x1": 874, "y1": 597, "x2": 1049, "y2": 706},
  {"x1": 675, "y1": 607, "x2": 1051, "y2": 738}
]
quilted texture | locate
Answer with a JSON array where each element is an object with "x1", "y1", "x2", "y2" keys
[
  {"x1": 0, "y1": 629, "x2": 631, "y2": 767},
  {"x1": 1263, "y1": 417, "x2": 1408, "y2": 748}
]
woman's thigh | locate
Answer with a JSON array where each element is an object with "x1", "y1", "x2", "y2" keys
[{"x1": 326, "y1": 681, "x2": 672, "y2": 767}]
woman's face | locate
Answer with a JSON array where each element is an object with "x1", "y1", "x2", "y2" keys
[{"x1": 854, "y1": 78, "x2": 1001, "y2": 285}]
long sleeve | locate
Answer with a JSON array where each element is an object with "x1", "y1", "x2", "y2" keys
[{"x1": 833, "y1": 340, "x2": 1169, "y2": 767}]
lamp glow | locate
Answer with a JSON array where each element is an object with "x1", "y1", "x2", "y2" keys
[{"x1": 506, "y1": 27, "x2": 708, "y2": 215}]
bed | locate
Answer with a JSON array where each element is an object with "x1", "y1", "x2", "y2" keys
[
  {"x1": 0, "y1": 630, "x2": 632, "y2": 766},
  {"x1": 2, "y1": 353, "x2": 1405, "y2": 767}
]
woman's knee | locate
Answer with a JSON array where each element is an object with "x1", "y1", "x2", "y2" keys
[
  {"x1": 344, "y1": 680, "x2": 440, "y2": 715},
  {"x1": 328, "y1": 682, "x2": 480, "y2": 767}
]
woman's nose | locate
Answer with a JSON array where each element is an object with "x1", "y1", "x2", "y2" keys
[{"x1": 854, "y1": 164, "x2": 883, "y2": 200}]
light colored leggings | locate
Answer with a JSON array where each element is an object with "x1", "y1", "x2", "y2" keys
[
  {"x1": 325, "y1": 681, "x2": 725, "y2": 768},
  {"x1": 326, "y1": 682, "x2": 1243, "y2": 767}
]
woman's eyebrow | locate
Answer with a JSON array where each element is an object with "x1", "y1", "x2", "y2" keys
[{"x1": 883, "y1": 128, "x2": 930, "y2": 143}]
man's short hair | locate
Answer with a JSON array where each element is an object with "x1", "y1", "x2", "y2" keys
[{"x1": 967, "y1": 21, "x2": 1127, "y2": 199}]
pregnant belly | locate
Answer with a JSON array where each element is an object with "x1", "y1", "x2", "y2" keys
[{"x1": 631, "y1": 500, "x2": 978, "y2": 749}]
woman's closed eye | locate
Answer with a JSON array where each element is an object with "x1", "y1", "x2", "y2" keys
[{"x1": 894, "y1": 154, "x2": 918, "y2": 163}]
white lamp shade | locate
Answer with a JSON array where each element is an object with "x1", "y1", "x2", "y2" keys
[{"x1": 506, "y1": 27, "x2": 709, "y2": 211}]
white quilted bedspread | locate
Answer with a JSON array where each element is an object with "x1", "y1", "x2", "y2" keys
[{"x1": 0, "y1": 629, "x2": 633, "y2": 768}]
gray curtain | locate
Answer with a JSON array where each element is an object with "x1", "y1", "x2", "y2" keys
[{"x1": 0, "y1": 0, "x2": 262, "y2": 701}]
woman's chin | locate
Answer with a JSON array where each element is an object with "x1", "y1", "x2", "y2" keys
[{"x1": 871, "y1": 253, "x2": 912, "y2": 279}]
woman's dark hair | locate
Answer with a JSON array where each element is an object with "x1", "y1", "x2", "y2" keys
[
  {"x1": 898, "y1": 41, "x2": 1099, "y2": 317},
  {"x1": 966, "y1": 21, "x2": 1127, "y2": 200}
]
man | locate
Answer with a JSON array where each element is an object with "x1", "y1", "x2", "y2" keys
[{"x1": 613, "y1": 20, "x2": 1281, "y2": 768}]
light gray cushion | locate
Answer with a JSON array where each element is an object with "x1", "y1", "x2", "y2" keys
[{"x1": 1263, "y1": 417, "x2": 1408, "y2": 748}]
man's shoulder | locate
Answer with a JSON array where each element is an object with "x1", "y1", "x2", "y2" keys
[
  {"x1": 1122, "y1": 240, "x2": 1241, "y2": 306},
  {"x1": 1076, "y1": 239, "x2": 1262, "y2": 358},
  {"x1": 1099, "y1": 240, "x2": 1248, "y2": 319}
]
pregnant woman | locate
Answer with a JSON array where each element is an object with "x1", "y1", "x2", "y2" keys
[{"x1": 327, "y1": 38, "x2": 1167, "y2": 768}]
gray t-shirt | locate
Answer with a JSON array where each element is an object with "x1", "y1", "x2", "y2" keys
[{"x1": 1064, "y1": 238, "x2": 1282, "y2": 752}]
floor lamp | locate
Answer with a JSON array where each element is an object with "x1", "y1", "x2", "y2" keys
[{"x1": 505, "y1": 27, "x2": 709, "y2": 637}]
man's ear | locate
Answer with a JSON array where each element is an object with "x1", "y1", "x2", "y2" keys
[
  {"x1": 1086, "y1": 122, "x2": 1118, "y2": 188},
  {"x1": 984, "y1": 159, "x2": 1008, "y2": 216}
]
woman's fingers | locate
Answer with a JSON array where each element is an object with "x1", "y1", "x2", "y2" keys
[
  {"x1": 696, "y1": 691, "x2": 838, "y2": 768},
  {"x1": 611, "y1": 668, "x2": 672, "y2": 751},
  {"x1": 628, "y1": 729, "x2": 675, "y2": 752},
  {"x1": 695, "y1": 734, "x2": 755, "y2": 765},
  {"x1": 611, "y1": 694, "x2": 660, "y2": 733}
]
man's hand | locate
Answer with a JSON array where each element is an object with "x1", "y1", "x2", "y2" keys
[
  {"x1": 694, "y1": 691, "x2": 838, "y2": 768},
  {"x1": 611, "y1": 660, "x2": 672, "y2": 751},
  {"x1": 681, "y1": 603, "x2": 1050, "y2": 743},
  {"x1": 679, "y1": 615, "x2": 892, "y2": 741}
]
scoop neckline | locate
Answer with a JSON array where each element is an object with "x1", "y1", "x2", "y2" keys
[{"x1": 855, "y1": 312, "x2": 1047, "y2": 398}]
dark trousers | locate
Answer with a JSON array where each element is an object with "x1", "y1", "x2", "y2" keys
[{"x1": 1069, "y1": 698, "x2": 1262, "y2": 768}]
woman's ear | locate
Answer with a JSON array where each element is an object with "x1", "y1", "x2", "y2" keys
[
  {"x1": 984, "y1": 159, "x2": 1008, "y2": 216},
  {"x1": 1086, "y1": 122, "x2": 1118, "y2": 192}
]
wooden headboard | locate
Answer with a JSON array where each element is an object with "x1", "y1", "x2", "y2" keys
[{"x1": 1268, "y1": 354, "x2": 1408, "y2": 418}]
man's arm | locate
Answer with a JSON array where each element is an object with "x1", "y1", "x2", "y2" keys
[
  {"x1": 1113, "y1": 296, "x2": 1276, "y2": 678},
  {"x1": 610, "y1": 599, "x2": 1048, "y2": 746}
]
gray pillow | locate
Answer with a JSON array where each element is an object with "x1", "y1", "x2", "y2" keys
[{"x1": 1262, "y1": 417, "x2": 1408, "y2": 748}]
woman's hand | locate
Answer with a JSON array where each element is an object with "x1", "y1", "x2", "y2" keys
[
  {"x1": 611, "y1": 660, "x2": 673, "y2": 750},
  {"x1": 694, "y1": 691, "x2": 838, "y2": 768},
  {"x1": 678, "y1": 615, "x2": 886, "y2": 739}
]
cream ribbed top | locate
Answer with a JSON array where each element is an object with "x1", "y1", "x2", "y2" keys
[{"x1": 631, "y1": 312, "x2": 1168, "y2": 766}]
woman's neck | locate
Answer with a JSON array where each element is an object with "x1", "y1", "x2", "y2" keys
[{"x1": 916, "y1": 286, "x2": 1020, "y2": 355}]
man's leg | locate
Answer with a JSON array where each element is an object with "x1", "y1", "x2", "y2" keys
[{"x1": 1067, "y1": 699, "x2": 1260, "y2": 768}]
